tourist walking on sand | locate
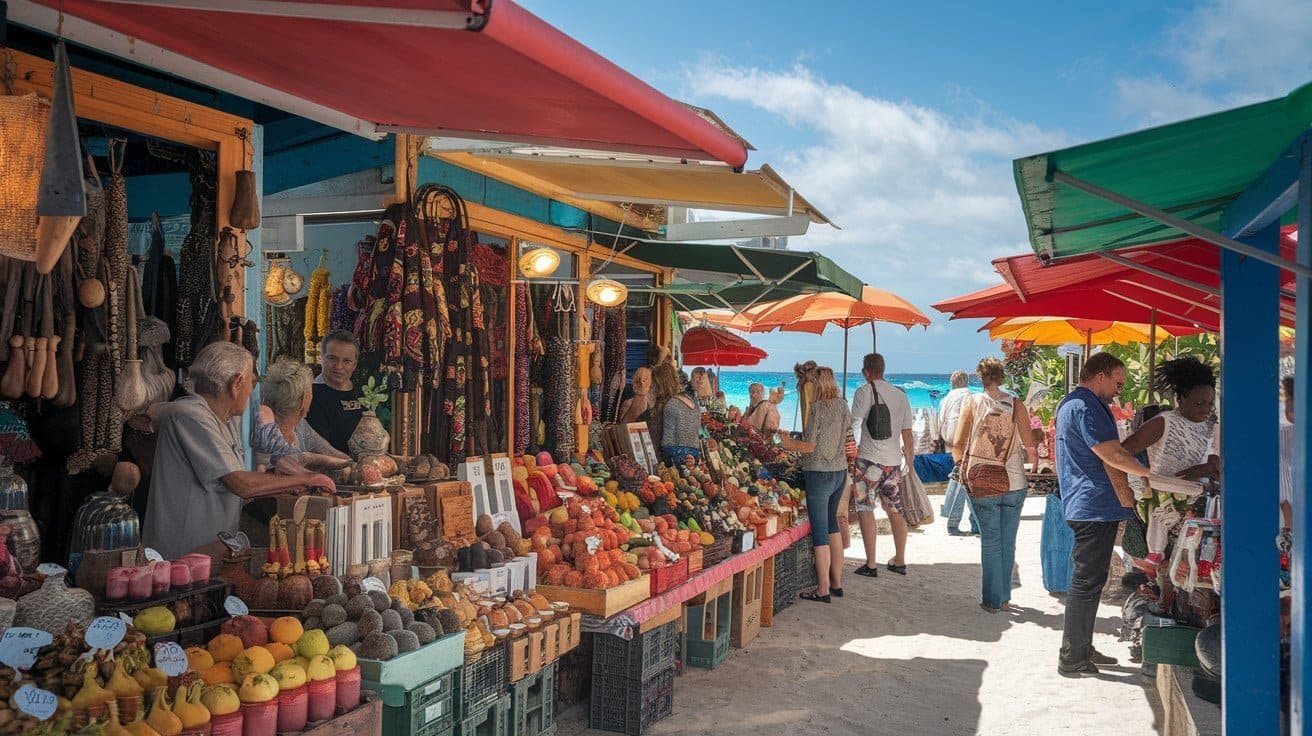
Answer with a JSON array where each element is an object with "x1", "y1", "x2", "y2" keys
[
  {"x1": 777, "y1": 367, "x2": 855, "y2": 602},
  {"x1": 1055, "y1": 352, "x2": 1153, "y2": 677},
  {"x1": 938, "y1": 370, "x2": 979, "y2": 536},
  {"x1": 850, "y1": 353, "x2": 915, "y2": 576},
  {"x1": 954, "y1": 358, "x2": 1038, "y2": 613}
]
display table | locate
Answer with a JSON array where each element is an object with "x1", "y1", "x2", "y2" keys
[{"x1": 582, "y1": 521, "x2": 812, "y2": 637}]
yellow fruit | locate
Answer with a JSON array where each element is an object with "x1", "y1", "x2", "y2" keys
[
  {"x1": 292, "y1": 656, "x2": 311, "y2": 671},
  {"x1": 327, "y1": 645, "x2": 357, "y2": 672},
  {"x1": 237, "y1": 673, "x2": 280, "y2": 704},
  {"x1": 270, "y1": 661, "x2": 308, "y2": 691},
  {"x1": 265, "y1": 642, "x2": 295, "y2": 663},
  {"x1": 146, "y1": 687, "x2": 183, "y2": 736},
  {"x1": 269, "y1": 616, "x2": 304, "y2": 646},
  {"x1": 133, "y1": 607, "x2": 176, "y2": 636},
  {"x1": 549, "y1": 507, "x2": 569, "y2": 524},
  {"x1": 294, "y1": 629, "x2": 330, "y2": 658},
  {"x1": 699, "y1": 532, "x2": 714, "y2": 546},
  {"x1": 231, "y1": 646, "x2": 275, "y2": 681},
  {"x1": 200, "y1": 684, "x2": 241, "y2": 716},
  {"x1": 305, "y1": 655, "x2": 336, "y2": 682},
  {"x1": 207, "y1": 634, "x2": 244, "y2": 663},
  {"x1": 185, "y1": 647, "x2": 214, "y2": 673},
  {"x1": 200, "y1": 662, "x2": 235, "y2": 685}
]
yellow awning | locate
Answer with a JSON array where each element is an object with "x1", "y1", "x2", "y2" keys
[{"x1": 436, "y1": 152, "x2": 832, "y2": 225}]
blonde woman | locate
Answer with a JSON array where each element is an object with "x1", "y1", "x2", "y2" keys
[
  {"x1": 779, "y1": 367, "x2": 855, "y2": 602},
  {"x1": 953, "y1": 357, "x2": 1038, "y2": 612},
  {"x1": 254, "y1": 360, "x2": 350, "y2": 472}
]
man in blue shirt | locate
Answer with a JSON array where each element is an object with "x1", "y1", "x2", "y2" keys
[{"x1": 1055, "y1": 352, "x2": 1153, "y2": 677}]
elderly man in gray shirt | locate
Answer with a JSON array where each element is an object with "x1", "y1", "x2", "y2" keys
[{"x1": 143, "y1": 342, "x2": 335, "y2": 559}]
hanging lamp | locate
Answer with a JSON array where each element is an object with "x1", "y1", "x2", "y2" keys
[
  {"x1": 586, "y1": 278, "x2": 628, "y2": 307},
  {"x1": 518, "y1": 246, "x2": 560, "y2": 278}
]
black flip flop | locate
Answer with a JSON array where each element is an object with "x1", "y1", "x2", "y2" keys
[
  {"x1": 799, "y1": 591, "x2": 831, "y2": 603},
  {"x1": 886, "y1": 563, "x2": 908, "y2": 575},
  {"x1": 854, "y1": 565, "x2": 879, "y2": 578},
  {"x1": 831, "y1": 588, "x2": 844, "y2": 598}
]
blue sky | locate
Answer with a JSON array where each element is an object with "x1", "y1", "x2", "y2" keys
[{"x1": 522, "y1": 0, "x2": 1312, "y2": 374}]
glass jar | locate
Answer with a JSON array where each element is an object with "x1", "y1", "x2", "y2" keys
[
  {"x1": 0, "y1": 464, "x2": 29, "y2": 511},
  {"x1": 69, "y1": 491, "x2": 140, "y2": 559},
  {"x1": 0, "y1": 510, "x2": 41, "y2": 572}
]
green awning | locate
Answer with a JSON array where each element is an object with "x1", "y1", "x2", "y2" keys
[
  {"x1": 641, "y1": 279, "x2": 832, "y2": 309},
  {"x1": 1014, "y1": 82, "x2": 1312, "y2": 259},
  {"x1": 619, "y1": 241, "x2": 863, "y2": 300}
]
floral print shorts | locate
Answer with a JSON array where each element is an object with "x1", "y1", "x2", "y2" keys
[{"x1": 851, "y1": 458, "x2": 904, "y2": 515}]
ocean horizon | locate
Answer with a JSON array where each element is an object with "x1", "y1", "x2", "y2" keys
[{"x1": 713, "y1": 369, "x2": 982, "y2": 432}]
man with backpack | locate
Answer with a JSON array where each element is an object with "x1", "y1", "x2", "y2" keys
[{"x1": 850, "y1": 353, "x2": 915, "y2": 576}]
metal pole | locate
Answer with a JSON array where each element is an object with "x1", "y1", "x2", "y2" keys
[
  {"x1": 842, "y1": 326, "x2": 849, "y2": 399},
  {"x1": 871, "y1": 321, "x2": 877, "y2": 353},
  {"x1": 1084, "y1": 330, "x2": 1092, "y2": 361},
  {"x1": 1147, "y1": 310, "x2": 1157, "y2": 404}
]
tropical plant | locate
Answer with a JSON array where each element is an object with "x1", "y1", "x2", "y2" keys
[
  {"x1": 358, "y1": 375, "x2": 390, "y2": 412},
  {"x1": 1103, "y1": 334, "x2": 1219, "y2": 407}
]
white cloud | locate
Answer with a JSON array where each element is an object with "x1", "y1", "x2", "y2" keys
[
  {"x1": 680, "y1": 60, "x2": 1069, "y2": 370},
  {"x1": 1115, "y1": 0, "x2": 1312, "y2": 126}
]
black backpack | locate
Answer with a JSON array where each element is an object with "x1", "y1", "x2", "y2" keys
[{"x1": 865, "y1": 384, "x2": 893, "y2": 441}]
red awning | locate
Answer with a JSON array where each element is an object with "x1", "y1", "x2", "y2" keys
[
  {"x1": 680, "y1": 327, "x2": 767, "y2": 367},
  {"x1": 20, "y1": 0, "x2": 749, "y2": 166}
]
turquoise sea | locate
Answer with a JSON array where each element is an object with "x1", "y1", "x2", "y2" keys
[{"x1": 714, "y1": 370, "x2": 982, "y2": 431}]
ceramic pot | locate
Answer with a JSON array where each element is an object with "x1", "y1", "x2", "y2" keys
[
  {"x1": 347, "y1": 411, "x2": 389, "y2": 458},
  {"x1": 15, "y1": 571, "x2": 94, "y2": 634}
]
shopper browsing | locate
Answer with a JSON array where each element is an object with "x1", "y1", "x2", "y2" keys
[
  {"x1": 937, "y1": 370, "x2": 979, "y2": 536},
  {"x1": 953, "y1": 358, "x2": 1038, "y2": 613},
  {"x1": 777, "y1": 367, "x2": 856, "y2": 602},
  {"x1": 1055, "y1": 352, "x2": 1153, "y2": 677},
  {"x1": 143, "y1": 342, "x2": 334, "y2": 560},
  {"x1": 849, "y1": 353, "x2": 915, "y2": 576},
  {"x1": 743, "y1": 382, "x2": 781, "y2": 435}
]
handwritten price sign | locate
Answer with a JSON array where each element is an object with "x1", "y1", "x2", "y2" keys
[
  {"x1": 0, "y1": 628, "x2": 53, "y2": 671},
  {"x1": 14, "y1": 685, "x2": 58, "y2": 720},
  {"x1": 85, "y1": 617, "x2": 127, "y2": 650},
  {"x1": 223, "y1": 596, "x2": 249, "y2": 617},
  {"x1": 153, "y1": 641, "x2": 188, "y2": 676}
]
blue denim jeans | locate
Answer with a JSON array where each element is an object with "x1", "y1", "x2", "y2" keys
[
  {"x1": 942, "y1": 477, "x2": 979, "y2": 533},
  {"x1": 970, "y1": 488, "x2": 1027, "y2": 608},
  {"x1": 803, "y1": 470, "x2": 848, "y2": 546}
]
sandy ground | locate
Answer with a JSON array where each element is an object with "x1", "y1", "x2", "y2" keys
[{"x1": 557, "y1": 496, "x2": 1163, "y2": 736}]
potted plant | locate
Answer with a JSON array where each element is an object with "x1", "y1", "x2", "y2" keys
[{"x1": 347, "y1": 376, "x2": 390, "y2": 459}]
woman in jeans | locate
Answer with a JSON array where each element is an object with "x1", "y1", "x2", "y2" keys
[
  {"x1": 953, "y1": 357, "x2": 1038, "y2": 613},
  {"x1": 778, "y1": 367, "x2": 855, "y2": 603}
]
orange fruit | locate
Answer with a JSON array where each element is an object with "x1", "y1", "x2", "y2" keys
[
  {"x1": 186, "y1": 646, "x2": 215, "y2": 672},
  {"x1": 265, "y1": 642, "x2": 295, "y2": 663},
  {"x1": 269, "y1": 616, "x2": 304, "y2": 646},
  {"x1": 207, "y1": 633, "x2": 244, "y2": 663},
  {"x1": 201, "y1": 661, "x2": 235, "y2": 685}
]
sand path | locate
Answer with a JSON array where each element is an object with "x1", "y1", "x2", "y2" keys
[{"x1": 558, "y1": 496, "x2": 1162, "y2": 735}]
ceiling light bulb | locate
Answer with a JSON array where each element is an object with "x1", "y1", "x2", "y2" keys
[
  {"x1": 518, "y1": 247, "x2": 560, "y2": 278},
  {"x1": 586, "y1": 278, "x2": 628, "y2": 306}
]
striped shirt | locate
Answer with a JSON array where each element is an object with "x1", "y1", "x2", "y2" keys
[{"x1": 1280, "y1": 421, "x2": 1295, "y2": 506}]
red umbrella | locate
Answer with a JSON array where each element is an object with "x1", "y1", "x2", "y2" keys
[{"x1": 681, "y1": 327, "x2": 767, "y2": 367}]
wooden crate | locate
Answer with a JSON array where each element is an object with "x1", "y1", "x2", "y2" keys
[
  {"x1": 760, "y1": 555, "x2": 777, "y2": 628},
  {"x1": 507, "y1": 631, "x2": 545, "y2": 683},
  {"x1": 537, "y1": 574, "x2": 651, "y2": 618},
  {"x1": 542, "y1": 621, "x2": 560, "y2": 666},
  {"x1": 731, "y1": 561, "x2": 764, "y2": 648},
  {"x1": 639, "y1": 603, "x2": 681, "y2": 634},
  {"x1": 688, "y1": 574, "x2": 733, "y2": 606},
  {"x1": 286, "y1": 695, "x2": 381, "y2": 735}
]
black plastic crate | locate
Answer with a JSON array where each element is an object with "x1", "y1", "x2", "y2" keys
[
  {"x1": 772, "y1": 562, "x2": 798, "y2": 616},
  {"x1": 588, "y1": 665, "x2": 675, "y2": 736},
  {"x1": 511, "y1": 661, "x2": 556, "y2": 736},
  {"x1": 456, "y1": 646, "x2": 508, "y2": 716},
  {"x1": 793, "y1": 538, "x2": 818, "y2": 589},
  {"x1": 590, "y1": 621, "x2": 678, "y2": 682}
]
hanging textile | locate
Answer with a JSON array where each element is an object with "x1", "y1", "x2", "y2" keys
[
  {"x1": 141, "y1": 213, "x2": 179, "y2": 368},
  {"x1": 600, "y1": 305, "x2": 627, "y2": 423},
  {"x1": 163, "y1": 148, "x2": 218, "y2": 367},
  {"x1": 265, "y1": 296, "x2": 308, "y2": 364},
  {"x1": 513, "y1": 283, "x2": 531, "y2": 456},
  {"x1": 545, "y1": 335, "x2": 576, "y2": 458},
  {"x1": 329, "y1": 284, "x2": 355, "y2": 332}
]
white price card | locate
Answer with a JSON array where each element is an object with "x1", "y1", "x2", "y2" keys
[
  {"x1": 223, "y1": 596, "x2": 249, "y2": 617},
  {"x1": 84, "y1": 617, "x2": 127, "y2": 650},
  {"x1": 118, "y1": 613, "x2": 134, "y2": 625},
  {"x1": 0, "y1": 628, "x2": 53, "y2": 670},
  {"x1": 362, "y1": 576, "x2": 386, "y2": 593},
  {"x1": 34, "y1": 563, "x2": 66, "y2": 576},
  {"x1": 14, "y1": 685, "x2": 58, "y2": 720},
  {"x1": 144, "y1": 548, "x2": 165, "y2": 563},
  {"x1": 153, "y1": 641, "x2": 188, "y2": 676}
]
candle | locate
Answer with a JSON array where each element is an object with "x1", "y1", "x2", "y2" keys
[
  {"x1": 150, "y1": 560, "x2": 171, "y2": 596},
  {"x1": 181, "y1": 553, "x2": 211, "y2": 584},
  {"x1": 128, "y1": 566, "x2": 153, "y2": 600},
  {"x1": 169, "y1": 561, "x2": 192, "y2": 587},
  {"x1": 105, "y1": 566, "x2": 133, "y2": 600}
]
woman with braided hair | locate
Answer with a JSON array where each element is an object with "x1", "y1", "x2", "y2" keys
[{"x1": 1122, "y1": 356, "x2": 1220, "y2": 568}]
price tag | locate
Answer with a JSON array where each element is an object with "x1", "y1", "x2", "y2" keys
[
  {"x1": 217, "y1": 531, "x2": 251, "y2": 554},
  {"x1": 0, "y1": 628, "x2": 53, "y2": 670},
  {"x1": 118, "y1": 613, "x2": 134, "y2": 625},
  {"x1": 362, "y1": 576, "x2": 386, "y2": 593},
  {"x1": 84, "y1": 617, "x2": 127, "y2": 650},
  {"x1": 34, "y1": 563, "x2": 65, "y2": 576},
  {"x1": 223, "y1": 596, "x2": 249, "y2": 617},
  {"x1": 153, "y1": 642, "x2": 187, "y2": 676},
  {"x1": 14, "y1": 685, "x2": 58, "y2": 721},
  {"x1": 144, "y1": 548, "x2": 164, "y2": 563}
]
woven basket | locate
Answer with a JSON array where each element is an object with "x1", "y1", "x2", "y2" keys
[
  {"x1": 701, "y1": 534, "x2": 732, "y2": 569},
  {"x1": 0, "y1": 94, "x2": 50, "y2": 262}
]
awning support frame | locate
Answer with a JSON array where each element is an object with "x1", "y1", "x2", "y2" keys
[
  {"x1": 96, "y1": 0, "x2": 489, "y2": 29},
  {"x1": 1051, "y1": 170, "x2": 1312, "y2": 278}
]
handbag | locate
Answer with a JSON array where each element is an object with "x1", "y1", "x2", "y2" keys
[
  {"x1": 962, "y1": 393, "x2": 1018, "y2": 498},
  {"x1": 900, "y1": 468, "x2": 935, "y2": 527}
]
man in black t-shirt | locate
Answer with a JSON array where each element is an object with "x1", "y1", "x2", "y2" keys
[{"x1": 306, "y1": 330, "x2": 364, "y2": 454}]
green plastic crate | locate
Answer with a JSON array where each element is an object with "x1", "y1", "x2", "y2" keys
[
  {"x1": 510, "y1": 661, "x2": 556, "y2": 736},
  {"x1": 360, "y1": 630, "x2": 467, "y2": 695},
  {"x1": 380, "y1": 670, "x2": 455, "y2": 736},
  {"x1": 1142, "y1": 625, "x2": 1202, "y2": 668},
  {"x1": 457, "y1": 692, "x2": 511, "y2": 736},
  {"x1": 684, "y1": 630, "x2": 730, "y2": 670}
]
